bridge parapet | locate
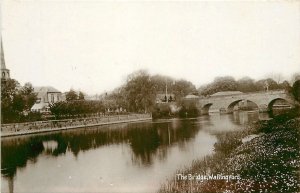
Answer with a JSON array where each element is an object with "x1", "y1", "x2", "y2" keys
[{"x1": 204, "y1": 90, "x2": 287, "y2": 99}]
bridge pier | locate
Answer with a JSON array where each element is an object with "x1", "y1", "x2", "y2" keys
[
  {"x1": 258, "y1": 104, "x2": 269, "y2": 113},
  {"x1": 200, "y1": 109, "x2": 209, "y2": 115},
  {"x1": 200, "y1": 103, "x2": 213, "y2": 115},
  {"x1": 226, "y1": 109, "x2": 234, "y2": 114}
]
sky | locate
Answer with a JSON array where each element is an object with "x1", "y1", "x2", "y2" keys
[{"x1": 2, "y1": 1, "x2": 300, "y2": 95}]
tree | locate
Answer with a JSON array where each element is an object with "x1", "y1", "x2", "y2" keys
[
  {"x1": 256, "y1": 78, "x2": 280, "y2": 91},
  {"x1": 236, "y1": 77, "x2": 257, "y2": 92},
  {"x1": 123, "y1": 70, "x2": 156, "y2": 112},
  {"x1": 150, "y1": 75, "x2": 196, "y2": 100},
  {"x1": 49, "y1": 101, "x2": 65, "y2": 118},
  {"x1": 1, "y1": 79, "x2": 21, "y2": 121},
  {"x1": 1, "y1": 79, "x2": 22, "y2": 123},
  {"x1": 1, "y1": 79, "x2": 37, "y2": 123},
  {"x1": 279, "y1": 80, "x2": 292, "y2": 92},
  {"x1": 199, "y1": 76, "x2": 238, "y2": 96},
  {"x1": 102, "y1": 70, "x2": 198, "y2": 113},
  {"x1": 292, "y1": 80, "x2": 300, "y2": 102},
  {"x1": 66, "y1": 89, "x2": 78, "y2": 101},
  {"x1": 78, "y1": 91, "x2": 85, "y2": 100},
  {"x1": 1, "y1": 78, "x2": 19, "y2": 100},
  {"x1": 290, "y1": 72, "x2": 300, "y2": 84},
  {"x1": 151, "y1": 75, "x2": 174, "y2": 92},
  {"x1": 104, "y1": 87, "x2": 127, "y2": 111},
  {"x1": 21, "y1": 82, "x2": 37, "y2": 111},
  {"x1": 172, "y1": 79, "x2": 196, "y2": 102}
]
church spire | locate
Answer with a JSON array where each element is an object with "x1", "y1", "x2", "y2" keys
[
  {"x1": 1, "y1": 38, "x2": 10, "y2": 80},
  {"x1": 1, "y1": 38, "x2": 5, "y2": 69}
]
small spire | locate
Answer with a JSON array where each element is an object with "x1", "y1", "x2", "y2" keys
[
  {"x1": 1, "y1": 38, "x2": 10, "y2": 79},
  {"x1": 1, "y1": 38, "x2": 6, "y2": 69}
]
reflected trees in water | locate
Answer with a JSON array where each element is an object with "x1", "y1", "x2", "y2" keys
[{"x1": 1, "y1": 120, "x2": 200, "y2": 179}]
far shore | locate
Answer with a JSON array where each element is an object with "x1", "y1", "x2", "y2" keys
[{"x1": 1, "y1": 113, "x2": 152, "y2": 138}]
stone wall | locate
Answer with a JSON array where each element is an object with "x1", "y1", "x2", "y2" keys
[{"x1": 1, "y1": 114, "x2": 152, "y2": 135}]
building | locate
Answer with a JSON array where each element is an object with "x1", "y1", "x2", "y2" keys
[
  {"x1": 31, "y1": 86, "x2": 64, "y2": 113},
  {"x1": 1, "y1": 39, "x2": 10, "y2": 80},
  {"x1": 182, "y1": 94, "x2": 200, "y2": 108},
  {"x1": 184, "y1": 94, "x2": 200, "y2": 100}
]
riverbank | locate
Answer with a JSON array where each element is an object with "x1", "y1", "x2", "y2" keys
[
  {"x1": 159, "y1": 109, "x2": 300, "y2": 193},
  {"x1": 1, "y1": 113, "x2": 152, "y2": 137}
]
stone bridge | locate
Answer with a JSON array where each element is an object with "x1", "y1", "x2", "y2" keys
[{"x1": 190, "y1": 90, "x2": 296, "y2": 114}]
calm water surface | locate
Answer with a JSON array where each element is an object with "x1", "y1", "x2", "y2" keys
[{"x1": 1, "y1": 111, "x2": 269, "y2": 193}]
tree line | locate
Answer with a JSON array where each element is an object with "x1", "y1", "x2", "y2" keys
[
  {"x1": 107, "y1": 71, "x2": 300, "y2": 116},
  {"x1": 1, "y1": 72, "x2": 300, "y2": 123},
  {"x1": 198, "y1": 76, "x2": 293, "y2": 96}
]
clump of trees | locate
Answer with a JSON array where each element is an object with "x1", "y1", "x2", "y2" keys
[
  {"x1": 178, "y1": 103, "x2": 200, "y2": 118},
  {"x1": 152, "y1": 105, "x2": 170, "y2": 119},
  {"x1": 65, "y1": 89, "x2": 85, "y2": 101},
  {"x1": 292, "y1": 80, "x2": 300, "y2": 102},
  {"x1": 49, "y1": 89, "x2": 90, "y2": 118},
  {"x1": 198, "y1": 76, "x2": 292, "y2": 96},
  {"x1": 1, "y1": 79, "x2": 39, "y2": 123},
  {"x1": 123, "y1": 70, "x2": 156, "y2": 113},
  {"x1": 49, "y1": 100, "x2": 105, "y2": 119},
  {"x1": 105, "y1": 70, "x2": 197, "y2": 113}
]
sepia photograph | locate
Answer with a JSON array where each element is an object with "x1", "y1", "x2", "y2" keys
[{"x1": 1, "y1": 1, "x2": 300, "y2": 192}]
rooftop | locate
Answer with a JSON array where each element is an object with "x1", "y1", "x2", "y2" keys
[
  {"x1": 34, "y1": 86, "x2": 61, "y2": 93},
  {"x1": 184, "y1": 94, "x2": 200, "y2": 99}
]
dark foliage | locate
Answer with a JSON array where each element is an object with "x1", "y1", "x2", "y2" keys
[
  {"x1": 292, "y1": 80, "x2": 300, "y2": 102},
  {"x1": 49, "y1": 100, "x2": 105, "y2": 118},
  {"x1": 198, "y1": 76, "x2": 292, "y2": 96},
  {"x1": 1, "y1": 79, "x2": 38, "y2": 123}
]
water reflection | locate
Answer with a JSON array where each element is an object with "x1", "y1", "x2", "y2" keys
[
  {"x1": 1, "y1": 111, "x2": 267, "y2": 193},
  {"x1": 1, "y1": 121, "x2": 199, "y2": 178},
  {"x1": 231, "y1": 111, "x2": 260, "y2": 125}
]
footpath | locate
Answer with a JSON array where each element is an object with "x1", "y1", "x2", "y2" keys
[{"x1": 1, "y1": 114, "x2": 152, "y2": 137}]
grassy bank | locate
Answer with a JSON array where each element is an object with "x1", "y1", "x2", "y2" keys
[{"x1": 159, "y1": 109, "x2": 300, "y2": 193}]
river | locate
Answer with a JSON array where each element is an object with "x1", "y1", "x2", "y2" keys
[{"x1": 1, "y1": 111, "x2": 270, "y2": 193}]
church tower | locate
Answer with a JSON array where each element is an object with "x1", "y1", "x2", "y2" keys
[{"x1": 1, "y1": 38, "x2": 10, "y2": 80}]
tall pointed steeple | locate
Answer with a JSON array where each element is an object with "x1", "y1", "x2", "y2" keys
[
  {"x1": 1, "y1": 38, "x2": 10, "y2": 80},
  {"x1": 1, "y1": 38, "x2": 5, "y2": 68}
]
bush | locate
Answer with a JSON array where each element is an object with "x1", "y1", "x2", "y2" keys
[
  {"x1": 178, "y1": 103, "x2": 200, "y2": 118},
  {"x1": 259, "y1": 107, "x2": 300, "y2": 133},
  {"x1": 49, "y1": 100, "x2": 105, "y2": 119},
  {"x1": 20, "y1": 112, "x2": 43, "y2": 122},
  {"x1": 152, "y1": 104, "x2": 173, "y2": 119}
]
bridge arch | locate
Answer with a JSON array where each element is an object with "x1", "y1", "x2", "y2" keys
[
  {"x1": 201, "y1": 103, "x2": 213, "y2": 115},
  {"x1": 227, "y1": 100, "x2": 243, "y2": 113},
  {"x1": 227, "y1": 99, "x2": 259, "y2": 113},
  {"x1": 268, "y1": 98, "x2": 292, "y2": 111}
]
